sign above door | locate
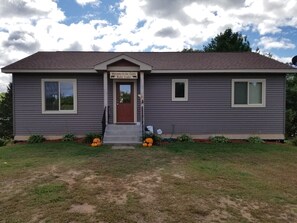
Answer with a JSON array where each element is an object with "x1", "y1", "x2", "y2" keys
[{"x1": 110, "y1": 72, "x2": 138, "y2": 79}]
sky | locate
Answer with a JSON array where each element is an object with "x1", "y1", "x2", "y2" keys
[{"x1": 0, "y1": 0, "x2": 297, "y2": 92}]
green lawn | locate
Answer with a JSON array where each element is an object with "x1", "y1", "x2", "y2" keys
[{"x1": 0, "y1": 142, "x2": 297, "y2": 222}]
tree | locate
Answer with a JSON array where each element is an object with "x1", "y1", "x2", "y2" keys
[
  {"x1": 181, "y1": 48, "x2": 201, "y2": 53},
  {"x1": 203, "y1": 28, "x2": 252, "y2": 52},
  {"x1": 182, "y1": 28, "x2": 252, "y2": 53},
  {"x1": 286, "y1": 74, "x2": 297, "y2": 138},
  {"x1": 0, "y1": 83, "x2": 13, "y2": 139}
]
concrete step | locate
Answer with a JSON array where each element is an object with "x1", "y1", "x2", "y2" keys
[
  {"x1": 104, "y1": 124, "x2": 142, "y2": 145},
  {"x1": 104, "y1": 135, "x2": 141, "y2": 142}
]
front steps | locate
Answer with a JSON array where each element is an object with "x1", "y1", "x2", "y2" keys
[{"x1": 103, "y1": 124, "x2": 142, "y2": 145}]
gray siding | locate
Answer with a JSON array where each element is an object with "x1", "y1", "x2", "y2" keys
[
  {"x1": 144, "y1": 73, "x2": 285, "y2": 135},
  {"x1": 13, "y1": 73, "x2": 104, "y2": 136}
]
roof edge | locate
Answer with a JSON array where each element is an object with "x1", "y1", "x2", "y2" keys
[{"x1": 2, "y1": 68, "x2": 296, "y2": 74}]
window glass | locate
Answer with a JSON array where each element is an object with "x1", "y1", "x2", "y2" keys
[
  {"x1": 234, "y1": 82, "x2": 247, "y2": 104},
  {"x1": 249, "y1": 82, "x2": 262, "y2": 104},
  {"x1": 175, "y1": 82, "x2": 185, "y2": 98},
  {"x1": 60, "y1": 82, "x2": 74, "y2": 110},
  {"x1": 119, "y1": 84, "x2": 131, "y2": 103},
  {"x1": 45, "y1": 82, "x2": 59, "y2": 110}
]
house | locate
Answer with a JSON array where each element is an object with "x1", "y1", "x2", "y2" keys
[{"x1": 1, "y1": 51, "x2": 296, "y2": 143}]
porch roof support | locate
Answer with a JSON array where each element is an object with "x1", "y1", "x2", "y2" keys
[
  {"x1": 140, "y1": 71, "x2": 144, "y2": 130},
  {"x1": 103, "y1": 71, "x2": 108, "y2": 125}
]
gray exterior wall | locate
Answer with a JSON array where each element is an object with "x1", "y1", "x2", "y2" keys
[
  {"x1": 144, "y1": 73, "x2": 285, "y2": 136},
  {"x1": 13, "y1": 73, "x2": 104, "y2": 137},
  {"x1": 13, "y1": 72, "x2": 286, "y2": 139}
]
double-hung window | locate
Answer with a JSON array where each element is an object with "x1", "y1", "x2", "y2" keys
[
  {"x1": 232, "y1": 79, "x2": 266, "y2": 107},
  {"x1": 172, "y1": 79, "x2": 188, "y2": 101},
  {"x1": 42, "y1": 79, "x2": 77, "y2": 114}
]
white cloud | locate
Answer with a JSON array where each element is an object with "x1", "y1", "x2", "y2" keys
[
  {"x1": 258, "y1": 37, "x2": 296, "y2": 50},
  {"x1": 1, "y1": 0, "x2": 297, "y2": 91},
  {"x1": 75, "y1": 0, "x2": 101, "y2": 7}
]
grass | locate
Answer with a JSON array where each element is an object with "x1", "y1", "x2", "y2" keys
[{"x1": 0, "y1": 141, "x2": 297, "y2": 222}]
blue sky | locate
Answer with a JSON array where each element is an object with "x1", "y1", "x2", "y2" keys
[{"x1": 0, "y1": 0, "x2": 296, "y2": 91}]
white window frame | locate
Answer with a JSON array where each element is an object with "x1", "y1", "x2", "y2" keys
[
  {"x1": 172, "y1": 79, "x2": 188, "y2": 101},
  {"x1": 232, "y1": 79, "x2": 266, "y2": 107},
  {"x1": 41, "y1": 79, "x2": 77, "y2": 114}
]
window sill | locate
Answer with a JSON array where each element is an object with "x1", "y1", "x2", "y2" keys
[
  {"x1": 232, "y1": 104, "x2": 266, "y2": 108},
  {"x1": 172, "y1": 98, "x2": 188, "y2": 101},
  {"x1": 42, "y1": 110, "x2": 77, "y2": 114}
]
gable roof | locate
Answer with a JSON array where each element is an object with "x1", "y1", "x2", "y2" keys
[{"x1": 2, "y1": 51, "x2": 296, "y2": 73}]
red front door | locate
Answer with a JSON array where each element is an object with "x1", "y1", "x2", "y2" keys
[{"x1": 116, "y1": 82, "x2": 134, "y2": 123}]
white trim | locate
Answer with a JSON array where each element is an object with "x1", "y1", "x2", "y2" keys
[
  {"x1": 232, "y1": 79, "x2": 266, "y2": 107},
  {"x1": 14, "y1": 133, "x2": 284, "y2": 141},
  {"x1": 95, "y1": 54, "x2": 152, "y2": 71},
  {"x1": 103, "y1": 72, "x2": 108, "y2": 125},
  {"x1": 161, "y1": 133, "x2": 284, "y2": 140},
  {"x1": 41, "y1": 79, "x2": 77, "y2": 114},
  {"x1": 3, "y1": 69, "x2": 97, "y2": 73},
  {"x1": 151, "y1": 69, "x2": 297, "y2": 74},
  {"x1": 172, "y1": 79, "x2": 188, "y2": 101},
  {"x1": 113, "y1": 79, "x2": 137, "y2": 123},
  {"x1": 140, "y1": 72, "x2": 145, "y2": 125},
  {"x1": 3, "y1": 68, "x2": 296, "y2": 74}
]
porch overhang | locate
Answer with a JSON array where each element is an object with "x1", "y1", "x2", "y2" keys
[{"x1": 94, "y1": 54, "x2": 152, "y2": 72}]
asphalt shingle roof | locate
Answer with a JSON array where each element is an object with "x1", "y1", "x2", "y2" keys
[{"x1": 2, "y1": 51, "x2": 294, "y2": 72}]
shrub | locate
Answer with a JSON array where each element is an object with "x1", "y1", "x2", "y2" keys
[
  {"x1": 0, "y1": 138, "x2": 7, "y2": 147},
  {"x1": 28, "y1": 135, "x2": 45, "y2": 144},
  {"x1": 247, "y1": 136, "x2": 264, "y2": 144},
  {"x1": 177, "y1": 134, "x2": 193, "y2": 142},
  {"x1": 142, "y1": 133, "x2": 162, "y2": 145},
  {"x1": 62, "y1": 133, "x2": 76, "y2": 142},
  {"x1": 292, "y1": 137, "x2": 297, "y2": 146},
  {"x1": 84, "y1": 133, "x2": 101, "y2": 144},
  {"x1": 209, "y1": 136, "x2": 229, "y2": 143}
]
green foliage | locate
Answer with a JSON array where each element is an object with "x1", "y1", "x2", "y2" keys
[
  {"x1": 291, "y1": 137, "x2": 297, "y2": 146},
  {"x1": 142, "y1": 132, "x2": 162, "y2": 145},
  {"x1": 203, "y1": 28, "x2": 252, "y2": 52},
  {"x1": 28, "y1": 135, "x2": 45, "y2": 144},
  {"x1": 0, "y1": 138, "x2": 7, "y2": 147},
  {"x1": 84, "y1": 132, "x2": 101, "y2": 144},
  {"x1": 209, "y1": 136, "x2": 229, "y2": 143},
  {"x1": 181, "y1": 48, "x2": 202, "y2": 52},
  {"x1": 0, "y1": 83, "x2": 13, "y2": 139},
  {"x1": 0, "y1": 92, "x2": 4, "y2": 101},
  {"x1": 62, "y1": 133, "x2": 76, "y2": 142},
  {"x1": 177, "y1": 134, "x2": 193, "y2": 142},
  {"x1": 247, "y1": 136, "x2": 264, "y2": 144},
  {"x1": 32, "y1": 183, "x2": 67, "y2": 203},
  {"x1": 286, "y1": 74, "x2": 297, "y2": 138}
]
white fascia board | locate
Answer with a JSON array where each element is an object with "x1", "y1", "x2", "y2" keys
[
  {"x1": 2, "y1": 69, "x2": 98, "y2": 74},
  {"x1": 151, "y1": 69, "x2": 297, "y2": 74}
]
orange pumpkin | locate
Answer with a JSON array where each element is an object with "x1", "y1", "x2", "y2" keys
[
  {"x1": 145, "y1": 138, "x2": 153, "y2": 144},
  {"x1": 147, "y1": 143, "x2": 153, "y2": 147},
  {"x1": 143, "y1": 142, "x2": 148, "y2": 147},
  {"x1": 91, "y1": 142, "x2": 98, "y2": 147},
  {"x1": 93, "y1": 138, "x2": 101, "y2": 143}
]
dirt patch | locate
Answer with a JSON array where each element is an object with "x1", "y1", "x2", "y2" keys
[
  {"x1": 84, "y1": 170, "x2": 163, "y2": 205},
  {"x1": 172, "y1": 173, "x2": 186, "y2": 179},
  {"x1": 68, "y1": 203, "x2": 96, "y2": 214}
]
